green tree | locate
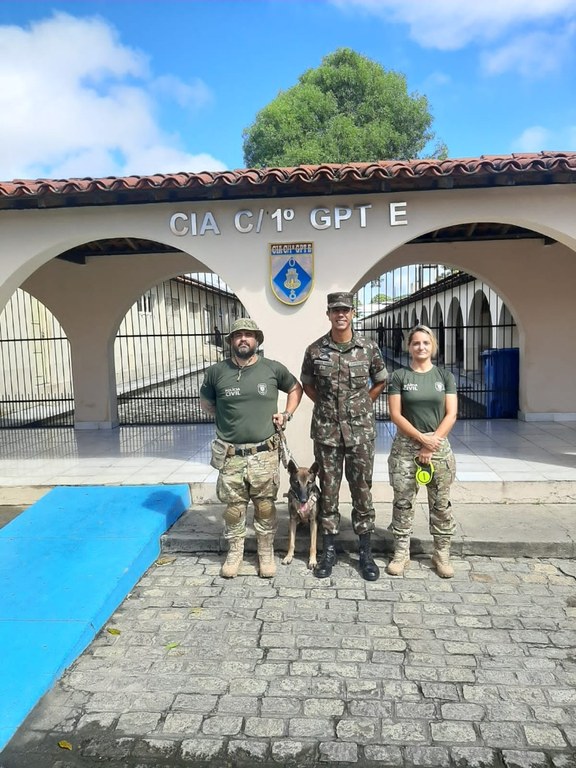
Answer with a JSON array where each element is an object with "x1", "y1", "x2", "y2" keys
[{"x1": 243, "y1": 48, "x2": 446, "y2": 168}]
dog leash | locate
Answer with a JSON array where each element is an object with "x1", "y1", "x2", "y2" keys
[{"x1": 275, "y1": 423, "x2": 297, "y2": 469}]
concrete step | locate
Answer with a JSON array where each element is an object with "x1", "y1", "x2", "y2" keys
[
  {"x1": 189, "y1": 478, "x2": 576, "y2": 505},
  {"x1": 162, "y1": 500, "x2": 576, "y2": 560}
]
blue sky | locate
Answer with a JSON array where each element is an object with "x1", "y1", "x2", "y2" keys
[{"x1": 0, "y1": 0, "x2": 575, "y2": 180}]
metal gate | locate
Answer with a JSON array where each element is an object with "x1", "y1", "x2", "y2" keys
[
  {"x1": 116, "y1": 274, "x2": 245, "y2": 425},
  {"x1": 356, "y1": 267, "x2": 518, "y2": 420},
  {"x1": 0, "y1": 269, "x2": 518, "y2": 427},
  {"x1": 0, "y1": 289, "x2": 74, "y2": 427}
]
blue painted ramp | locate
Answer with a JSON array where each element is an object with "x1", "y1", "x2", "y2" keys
[{"x1": 0, "y1": 484, "x2": 189, "y2": 751}]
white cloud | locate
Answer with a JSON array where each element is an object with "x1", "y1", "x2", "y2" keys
[
  {"x1": 420, "y1": 71, "x2": 452, "y2": 90},
  {"x1": 482, "y1": 25, "x2": 576, "y2": 76},
  {"x1": 152, "y1": 75, "x2": 213, "y2": 110},
  {"x1": 332, "y1": 0, "x2": 576, "y2": 47},
  {"x1": 512, "y1": 126, "x2": 553, "y2": 152},
  {"x1": 331, "y1": 0, "x2": 576, "y2": 73},
  {"x1": 0, "y1": 12, "x2": 226, "y2": 180},
  {"x1": 511, "y1": 124, "x2": 576, "y2": 152}
]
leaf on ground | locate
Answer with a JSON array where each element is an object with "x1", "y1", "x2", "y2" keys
[
  {"x1": 156, "y1": 556, "x2": 176, "y2": 566},
  {"x1": 106, "y1": 627, "x2": 121, "y2": 635},
  {"x1": 189, "y1": 607, "x2": 203, "y2": 615},
  {"x1": 165, "y1": 641, "x2": 181, "y2": 650},
  {"x1": 58, "y1": 740, "x2": 73, "y2": 750}
]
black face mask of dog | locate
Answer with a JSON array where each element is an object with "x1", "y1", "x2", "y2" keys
[
  {"x1": 287, "y1": 460, "x2": 320, "y2": 519},
  {"x1": 283, "y1": 460, "x2": 321, "y2": 570}
]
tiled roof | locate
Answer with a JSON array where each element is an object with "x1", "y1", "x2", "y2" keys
[{"x1": 1, "y1": 151, "x2": 575, "y2": 211}]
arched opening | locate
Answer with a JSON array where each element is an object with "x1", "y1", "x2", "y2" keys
[
  {"x1": 497, "y1": 304, "x2": 519, "y2": 348},
  {"x1": 115, "y1": 273, "x2": 247, "y2": 425},
  {"x1": 356, "y1": 265, "x2": 518, "y2": 419},
  {"x1": 0, "y1": 289, "x2": 73, "y2": 427},
  {"x1": 466, "y1": 290, "x2": 492, "y2": 372}
]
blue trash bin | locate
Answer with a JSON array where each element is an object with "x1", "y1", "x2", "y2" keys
[{"x1": 482, "y1": 347, "x2": 519, "y2": 418}]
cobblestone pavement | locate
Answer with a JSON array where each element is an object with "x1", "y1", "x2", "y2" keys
[{"x1": 3, "y1": 552, "x2": 576, "y2": 768}]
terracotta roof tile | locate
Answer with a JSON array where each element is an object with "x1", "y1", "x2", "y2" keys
[{"x1": 0, "y1": 151, "x2": 574, "y2": 211}]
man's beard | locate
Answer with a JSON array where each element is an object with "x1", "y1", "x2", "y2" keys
[{"x1": 235, "y1": 344, "x2": 255, "y2": 360}]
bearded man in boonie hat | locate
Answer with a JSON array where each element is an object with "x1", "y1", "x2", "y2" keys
[
  {"x1": 225, "y1": 318, "x2": 264, "y2": 346},
  {"x1": 200, "y1": 317, "x2": 302, "y2": 579}
]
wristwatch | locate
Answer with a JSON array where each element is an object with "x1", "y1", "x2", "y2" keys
[{"x1": 282, "y1": 411, "x2": 293, "y2": 422}]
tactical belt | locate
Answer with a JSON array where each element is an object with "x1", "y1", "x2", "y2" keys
[{"x1": 227, "y1": 437, "x2": 277, "y2": 458}]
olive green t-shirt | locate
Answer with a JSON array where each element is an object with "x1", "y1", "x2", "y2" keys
[
  {"x1": 200, "y1": 356, "x2": 297, "y2": 444},
  {"x1": 388, "y1": 366, "x2": 457, "y2": 433}
]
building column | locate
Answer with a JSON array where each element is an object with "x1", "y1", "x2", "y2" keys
[{"x1": 69, "y1": 329, "x2": 118, "y2": 430}]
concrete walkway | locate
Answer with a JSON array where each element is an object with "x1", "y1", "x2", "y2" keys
[
  {"x1": 3, "y1": 545, "x2": 576, "y2": 767},
  {"x1": 2, "y1": 493, "x2": 576, "y2": 766}
]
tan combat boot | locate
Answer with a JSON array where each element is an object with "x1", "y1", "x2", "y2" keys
[
  {"x1": 386, "y1": 535, "x2": 411, "y2": 576},
  {"x1": 256, "y1": 533, "x2": 276, "y2": 578},
  {"x1": 221, "y1": 538, "x2": 245, "y2": 578},
  {"x1": 431, "y1": 536, "x2": 454, "y2": 579}
]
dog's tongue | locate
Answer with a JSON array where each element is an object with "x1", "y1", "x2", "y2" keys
[{"x1": 300, "y1": 503, "x2": 307, "y2": 513}]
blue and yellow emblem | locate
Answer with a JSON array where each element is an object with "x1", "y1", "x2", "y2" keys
[{"x1": 270, "y1": 242, "x2": 314, "y2": 305}]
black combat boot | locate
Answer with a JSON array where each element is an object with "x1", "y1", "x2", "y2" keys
[
  {"x1": 358, "y1": 532, "x2": 380, "y2": 581},
  {"x1": 314, "y1": 533, "x2": 337, "y2": 578}
]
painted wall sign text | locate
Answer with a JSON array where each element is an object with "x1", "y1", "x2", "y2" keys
[{"x1": 169, "y1": 202, "x2": 408, "y2": 237}]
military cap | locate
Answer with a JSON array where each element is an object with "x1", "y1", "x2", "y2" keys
[
  {"x1": 327, "y1": 291, "x2": 354, "y2": 309},
  {"x1": 225, "y1": 318, "x2": 264, "y2": 345}
]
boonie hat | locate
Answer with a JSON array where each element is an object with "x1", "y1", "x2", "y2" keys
[
  {"x1": 327, "y1": 292, "x2": 354, "y2": 309},
  {"x1": 225, "y1": 318, "x2": 264, "y2": 345},
  {"x1": 414, "y1": 457, "x2": 435, "y2": 485}
]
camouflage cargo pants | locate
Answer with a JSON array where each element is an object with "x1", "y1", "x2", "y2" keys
[
  {"x1": 217, "y1": 449, "x2": 280, "y2": 539},
  {"x1": 314, "y1": 440, "x2": 376, "y2": 536},
  {"x1": 388, "y1": 433, "x2": 456, "y2": 537}
]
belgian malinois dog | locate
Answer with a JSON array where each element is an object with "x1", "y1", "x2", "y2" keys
[{"x1": 282, "y1": 459, "x2": 321, "y2": 570}]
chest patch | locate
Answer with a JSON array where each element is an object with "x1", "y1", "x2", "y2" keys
[{"x1": 258, "y1": 383, "x2": 268, "y2": 396}]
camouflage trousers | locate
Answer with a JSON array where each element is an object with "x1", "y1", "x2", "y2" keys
[
  {"x1": 314, "y1": 439, "x2": 376, "y2": 536},
  {"x1": 388, "y1": 433, "x2": 456, "y2": 537},
  {"x1": 216, "y1": 449, "x2": 280, "y2": 539}
]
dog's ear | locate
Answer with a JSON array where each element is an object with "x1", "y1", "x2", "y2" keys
[
  {"x1": 310, "y1": 461, "x2": 319, "y2": 477},
  {"x1": 287, "y1": 459, "x2": 298, "y2": 474}
]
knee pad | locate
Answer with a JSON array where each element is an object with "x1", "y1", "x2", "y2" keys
[
  {"x1": 224, "y1": 504, "x2": 246, "y2": 526},
  {"x1": 253, "y1": 498, "x2": 276, "y2": 521}
]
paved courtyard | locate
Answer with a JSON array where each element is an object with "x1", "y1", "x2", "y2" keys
[{"x1": 3, "y1": 550, "x2": 576, "y2": 767}]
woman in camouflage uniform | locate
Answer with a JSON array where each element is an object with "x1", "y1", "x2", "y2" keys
[{"x1": 386, "y1": 325, "x2": 458, "y2": 578}]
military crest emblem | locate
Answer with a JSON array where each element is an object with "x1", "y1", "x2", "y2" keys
[{"x1": 270, "y1": 243, "x2": 314, "y2": 305}]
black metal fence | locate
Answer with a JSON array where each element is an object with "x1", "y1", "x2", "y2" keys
[
  {"x1": 115, "y1": 275, "x2": 243, "y2": 425},
  {"x1": 0, "y1": 267, "x2": 518, "y2": 427},
  {"x1": 0, "y1": 289, "x2": 74, "y2": 427}
]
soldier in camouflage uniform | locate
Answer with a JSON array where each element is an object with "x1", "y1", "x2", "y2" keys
[
  {"x1": 301, "y1": 292, "x2": 388, "y2": 580},
  {"x1": 200, "y1": 318, "x2": 302, "y2": 579},
  {"x1": 387, "y1": 324, "x2": 458, "y2": 578}
]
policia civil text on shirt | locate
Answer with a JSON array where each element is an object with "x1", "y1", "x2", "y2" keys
[
  {"x1": 200, "y1": 318, "x2": 302, "y2": 578},
  {"x1": 301, "y1": 292, "x2": 388, "y2": 581},
  {"x1": 386, "y1": 324, "x2": 458, "y2": 578}
]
